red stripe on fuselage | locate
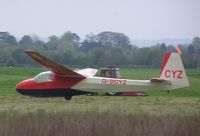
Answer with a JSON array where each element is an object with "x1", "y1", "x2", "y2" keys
[
  {"x1": 16, "y1": 74, "x2": 85, "y2": 90},
  {"x1": 160, "y1": 52, "x2": 171, "y2": 76}
]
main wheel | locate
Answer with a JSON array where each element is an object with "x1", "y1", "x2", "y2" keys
[{"x1": 65, "y1": 96, "x2": 72, "y2": 100}]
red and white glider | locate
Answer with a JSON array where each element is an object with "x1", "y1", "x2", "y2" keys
[{"x1": 16, "y1": 50, "x2": 189, "y2": 100}]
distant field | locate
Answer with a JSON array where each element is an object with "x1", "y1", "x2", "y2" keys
[{"x1": 0, "y1": 67, "x2": 199, "y2": 136}]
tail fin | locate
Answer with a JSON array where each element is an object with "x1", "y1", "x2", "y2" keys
[{"x1": 160, "y1": 52, "x2": 189, "y2": 89}]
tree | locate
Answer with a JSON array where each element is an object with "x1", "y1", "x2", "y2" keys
[
  {"x1": 88, "y1": 48, "x2": 104, "y2": 66},
  {"x1": 71, "y1": 33, "x2": 80, "y2": 45},
  {"x1": 197, "y1": 58, "x2": 200, "y2": 68},
  {"x1": 58, "y1": 31, "x2": 80, "y2": 51},
  {"x1": 61, "y1": 50, "x2": 75, "y2": 65},
  {"x1": 192, "y1": 37, "x2": 200, "y2": 56},
  {"x1": 79, "y1": 41, "x2": 103, "y2": 53},
  {"x1": 185, "y1": 44, "x2": 197, "y2": 68},
  {"x1": 0, "y1": 32, "x2": 18, "y2": 46},
  {"x1": 19, "y1": 35, "x2": 33, "y2": 46},
  {"x1": 0, "y1": 50, "x2": 8, "y2": 64},
  {"x1": 96, "y1": 31, "x2": 131, "y2": 49},
  {"x1": 46, "y1": 35, "x2": 59, "y2": 50},
  {"x1": 11, "y1": 49, "x2": 31, "y2": 64},
  {"x1": 75, "y1": 52, "x2": 90, "y2": 66},
  {"x1": 192, "y1": 37, "x2": 200, "y2": 47},
  {"x1": 160, "y1": 43, "x2": 166, "y2": 53},
  {"x1": 6, "y1": 57, "x2": 16, "y2": 66},
  {"x1": 109, "y1": 47, "x2": 126, "y2": 65},
  {"x1": 85, "y1": 33, "x2": 97, "y2": 43},
  {"x1": 187, "y1": 44, "x2": 195, "y2": 54}
]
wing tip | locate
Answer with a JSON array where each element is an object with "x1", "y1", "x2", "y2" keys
[
  {"x1": 25, "y1": 50, "x2": 37, "y2": 54},
  {"x1": 25, "y1": 50, "x2": 33, "y2": 53},
  {"x1": 25, "y1": 50, "x2": 42, "y2": 58}
]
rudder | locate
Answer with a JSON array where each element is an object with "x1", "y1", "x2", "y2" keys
[{"x1": 160, "y1": 52, "x2": 189, "y2": 89}]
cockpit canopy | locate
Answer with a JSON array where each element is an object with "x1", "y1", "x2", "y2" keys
[{"x1": 34, "y1": 71, "x2": 53, "y2": 83}]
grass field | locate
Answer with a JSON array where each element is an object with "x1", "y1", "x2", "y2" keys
[
  {"x1": 0, "y1": 67, "x2": 199, "y2": 136},
  {"x1": 1, "y1": 67, "x2": 200, "y2": 97}
]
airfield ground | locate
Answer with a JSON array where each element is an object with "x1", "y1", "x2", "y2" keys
[{"x1": 0, "y1": 67, "x2": 199, "y2": 136}]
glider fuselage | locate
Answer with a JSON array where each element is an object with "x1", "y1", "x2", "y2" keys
[{"x1": 16, "y1": 73, "x2": 170, "y2": 97}]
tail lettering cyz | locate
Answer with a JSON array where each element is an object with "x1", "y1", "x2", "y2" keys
[{"x1": 165, "y1": 70, "x2": 183, "y2": 79}]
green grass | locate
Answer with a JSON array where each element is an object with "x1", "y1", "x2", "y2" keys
[
  {"x1": 0, "y1": 67, "x2": 199, "y2": 116},
  {"x1": 0, "y1": 67, "x2": 45, "y2": 94},
  {"x1": 186, "y1": 69, "x2": 200, "y2": 78},
  {"x1": 0, "y1": 67, "x2": 200, "y2": 136},
  {"x1": 0, "y1": 95, "x2": 199, "y2": 117},
  {"x1": 121, "y1": 68, "x2": 159, "y2": 79},
  {"x1": 1, "y1": 67, "x2": 200, "y2": 97}
]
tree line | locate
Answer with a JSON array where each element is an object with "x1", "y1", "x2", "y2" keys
[{"x1": 0, "y1": 31, "x2": 200, "y2": 68}]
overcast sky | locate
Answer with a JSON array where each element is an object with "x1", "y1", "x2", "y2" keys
[{"x1": 0, "y1": 0, "x2": 199, "y2": 40}]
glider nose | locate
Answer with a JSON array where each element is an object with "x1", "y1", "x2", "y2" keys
[{"x1": 16, "y1": 79, "x2": 35, "y2": 95}]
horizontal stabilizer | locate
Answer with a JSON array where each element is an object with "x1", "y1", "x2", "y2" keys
[
  {"x1": 150, "y1": 78, "x2": 170, "y2": 83},
  {"x1": 25, "y1": 50, "x2": 85, "y2": 78}
]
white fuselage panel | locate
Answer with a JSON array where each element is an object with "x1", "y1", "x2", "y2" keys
[{"x1": 72, "y1": 76, "x2": 171, "y2": 93}]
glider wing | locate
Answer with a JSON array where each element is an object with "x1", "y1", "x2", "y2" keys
[{"x1": 25, "y1": 50, "x2": 85, "y2": 78}]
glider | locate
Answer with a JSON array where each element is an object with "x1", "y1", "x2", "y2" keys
[{"x1": 16, "y1": 49, "x2": 189, "y2": 100}]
